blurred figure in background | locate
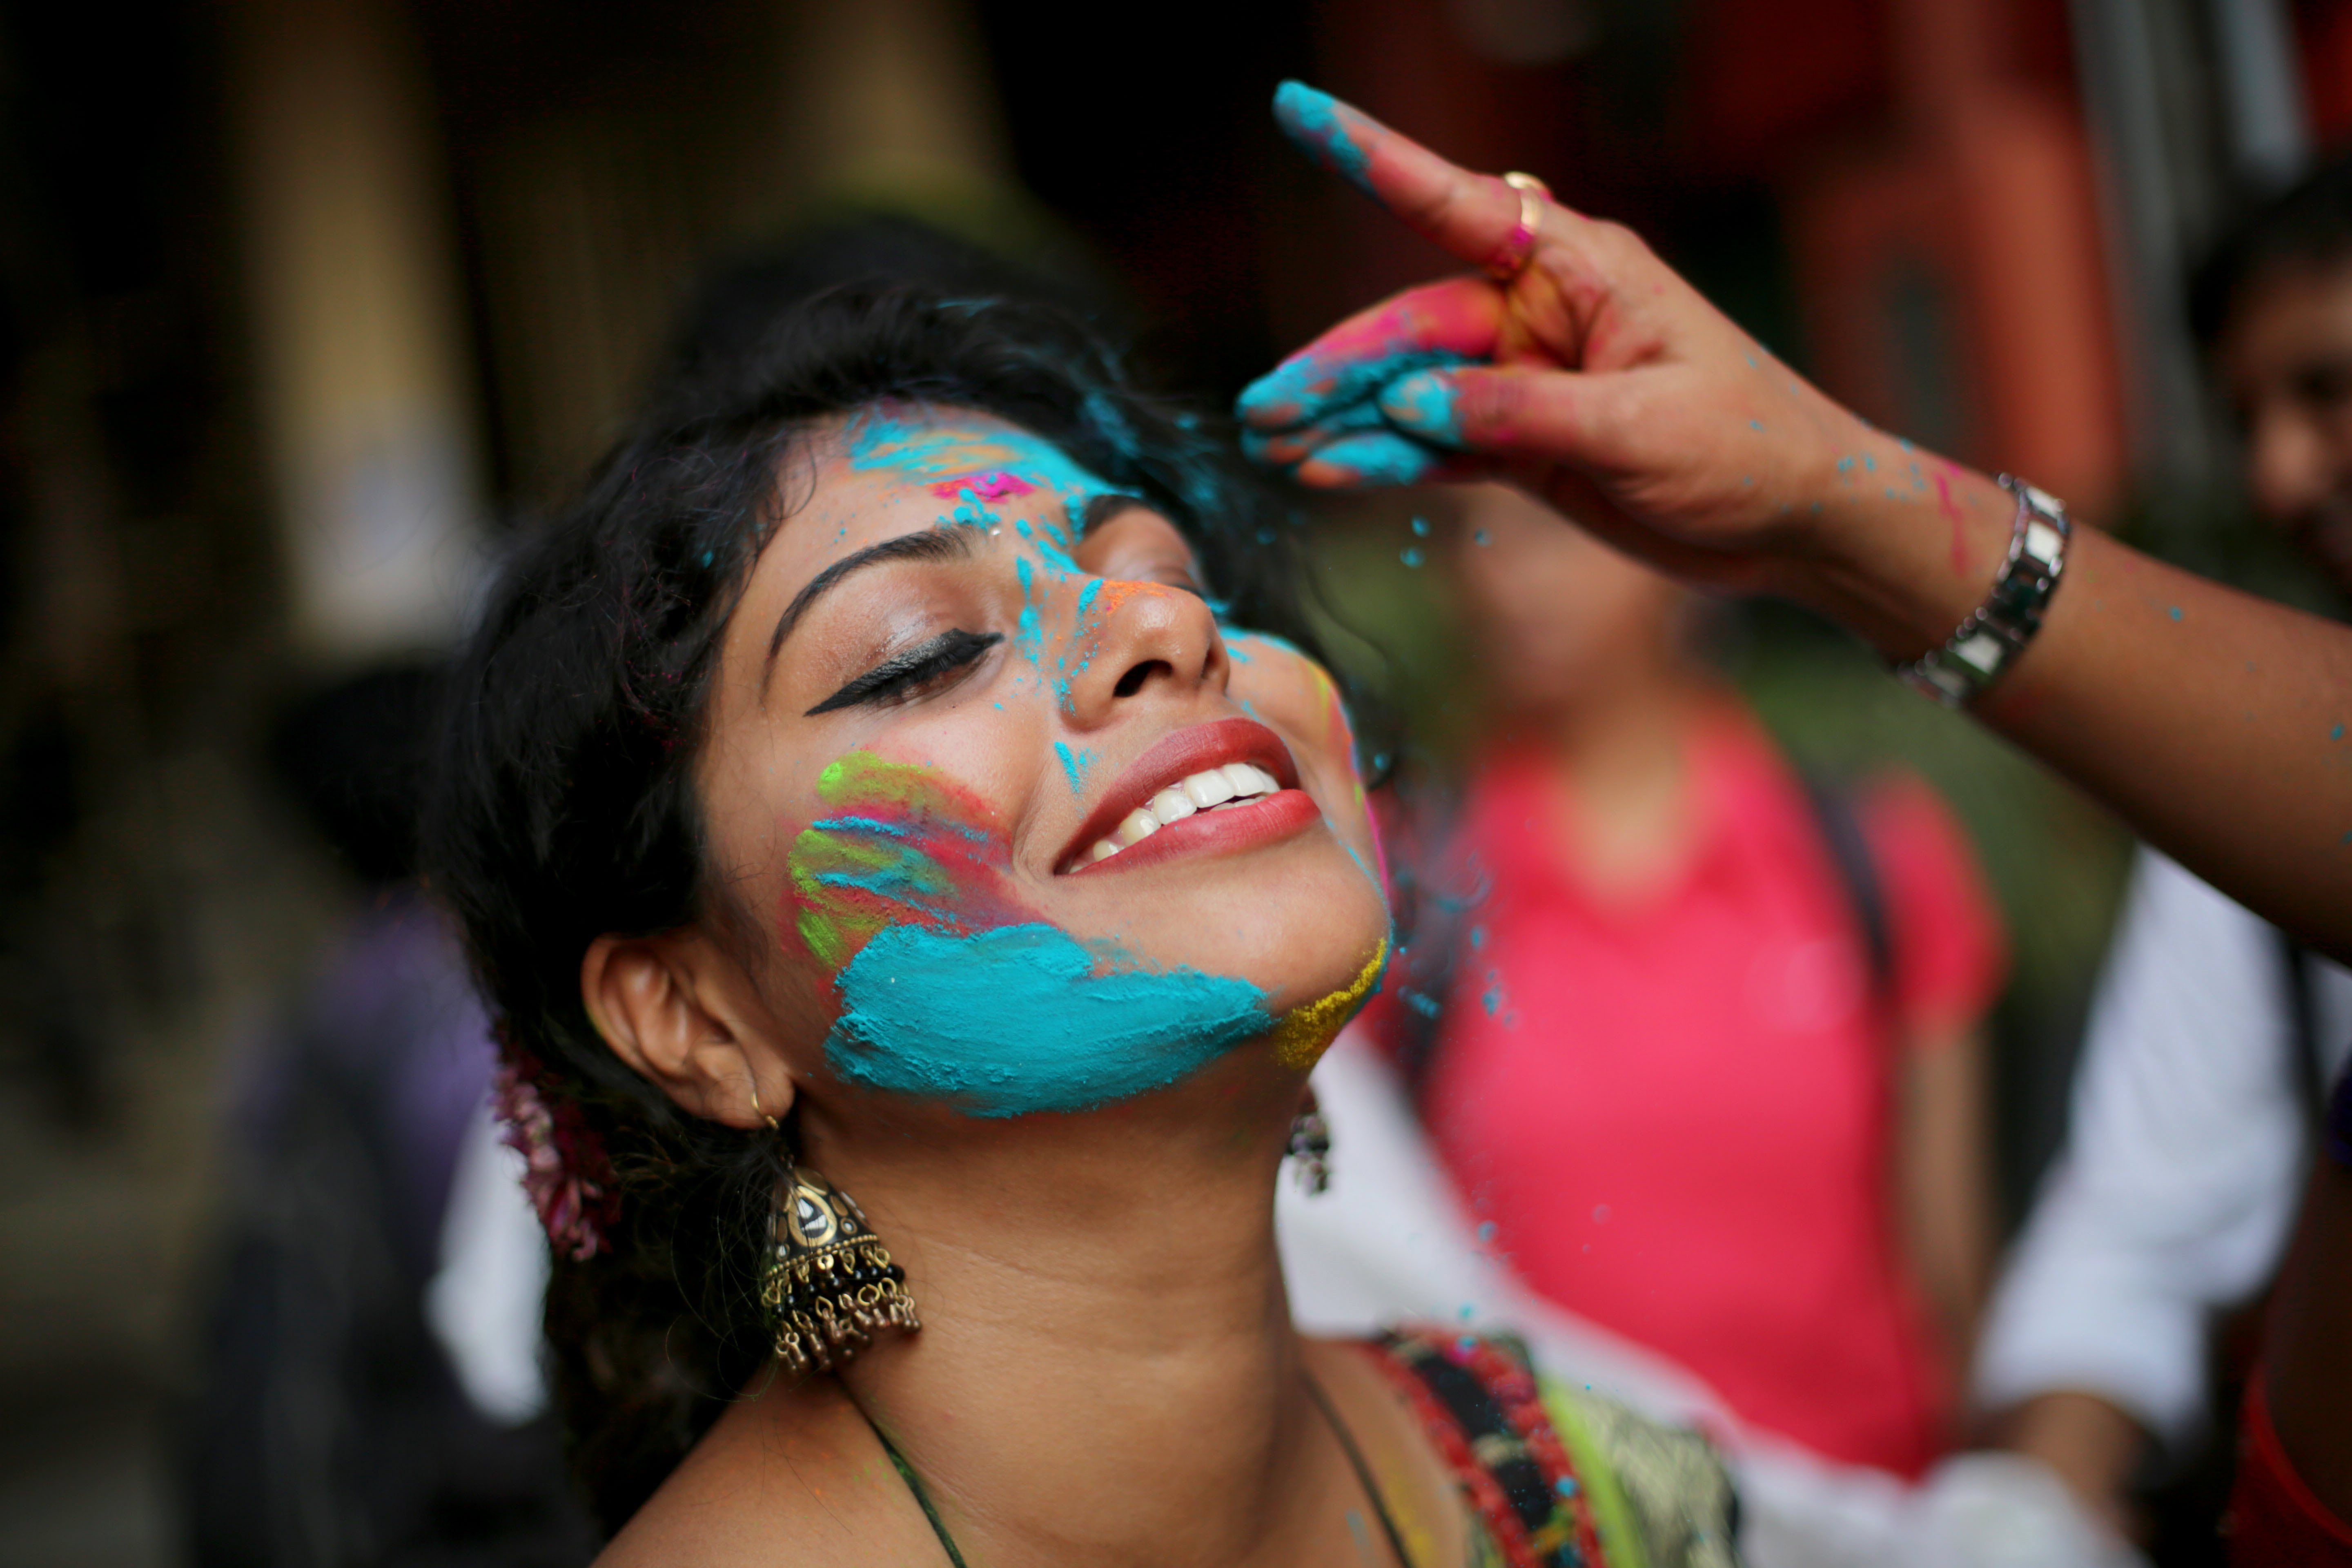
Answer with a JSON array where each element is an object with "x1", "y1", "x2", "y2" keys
[
  {"x1": 176, "y1": 662, "x2": 595, "y2": 1567},
  {"x1": 1386, "y1": 484, "x2": 2006, "y2": 1480},
  {"x1": 1975, "y1": 154, "x2": 2352, "y2": 1548}
]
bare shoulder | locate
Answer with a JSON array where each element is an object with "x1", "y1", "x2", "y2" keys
[{"x1": 594, "y1": 1373, "x2": 942, "y2": 1567}]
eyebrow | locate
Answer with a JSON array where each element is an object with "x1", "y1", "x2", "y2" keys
[{"x1": 763, "y1": 527, "x2": 981, "y2": 688}]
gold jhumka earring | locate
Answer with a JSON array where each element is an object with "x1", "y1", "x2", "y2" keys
[{"x1": 748, "y1": 1080, "x2": 920, "y2": 1378}]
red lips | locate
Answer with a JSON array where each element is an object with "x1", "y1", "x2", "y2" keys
[{"x1": 1057, "y1": 717, "x2": 1318, "y2": 877}]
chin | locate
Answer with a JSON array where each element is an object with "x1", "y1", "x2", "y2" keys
[{"x1": 1085, "y1": 844, "x2": 1390, "y2": 1013}]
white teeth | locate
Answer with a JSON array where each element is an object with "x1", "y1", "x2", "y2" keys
[
  {"x1": 1072, "y1": 761, "x2": 1285, "y2": 870},
  {"x1": 1183, "y1": 769, "x2": 1237, "y2": 808},
  {"x1": 1148, "y1": 787, "x2": 1197, "y2": 822},
  {"x1": 1225, "y1": 762, "x2": 1278, "y2": 795}
]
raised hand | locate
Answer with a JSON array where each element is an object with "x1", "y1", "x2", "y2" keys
[{"x1": 1239, "y1": 82, "x2": 1966, "y2": 604}]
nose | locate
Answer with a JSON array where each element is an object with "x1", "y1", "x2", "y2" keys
[{"x1": 1053, "y1": 578, "x2": 1228, "y2": 729}]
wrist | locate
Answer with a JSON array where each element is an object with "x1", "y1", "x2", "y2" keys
[{"x1": 1767, "y1": 465, "x2": 2015, "y2": 659}]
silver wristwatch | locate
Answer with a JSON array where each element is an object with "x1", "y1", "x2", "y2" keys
[{"x1": 1897, "y1": 474, "x2": 2071, "y2": 707}]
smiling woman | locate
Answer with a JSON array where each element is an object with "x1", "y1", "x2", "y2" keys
[{"x1": 428, "y1": 285, "x2": 1734, "y2": 1567}]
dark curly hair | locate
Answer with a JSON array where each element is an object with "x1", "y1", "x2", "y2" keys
[{"x1": 424, "y1": 284, "x2": 1356, "y2": 1536}]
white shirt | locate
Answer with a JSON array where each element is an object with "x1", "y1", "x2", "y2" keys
[{"x1": 1973, "y1": 849, "x2": 2352, "y2": 1446}]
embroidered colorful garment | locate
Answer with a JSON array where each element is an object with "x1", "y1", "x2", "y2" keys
[{"x1": 1367, "y1": 1329, "x2": 1741, "y2": 1568}]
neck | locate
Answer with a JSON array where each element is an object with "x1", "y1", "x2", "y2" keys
[
  {"x1": 1509, "y1": 662, "x2": 1713, "y2": 903},
  {"x1": 784, "y1": 1049, "x2": 1358, "y2": 1565}
]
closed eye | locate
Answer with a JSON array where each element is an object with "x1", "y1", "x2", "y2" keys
[{"x1": 806, "y1": 628, "x2": 1003, "y2": 716}]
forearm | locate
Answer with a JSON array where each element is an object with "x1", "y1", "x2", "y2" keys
[
  {"x1": 1898, "y1": 1029, "x2": 1993, "y2": 1364},
  {"x1": 1241, "y1": 87, "x2": 2352, "y2": 954},
  {"x1": 1791, "y1": 455, "x2": 2352, "y2": 964},
  {"x1": 1996, "y1": 1390, "x2": 2149, "y2": 1539}
]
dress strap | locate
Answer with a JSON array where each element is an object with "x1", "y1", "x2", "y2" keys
[{"x1": 1364, "y1": 1329, "x2": 1617, "y2": 1568}]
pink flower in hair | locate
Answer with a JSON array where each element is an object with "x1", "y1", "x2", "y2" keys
[{"x1": 493, "y1": 1051, "x2": 618, "y2": 1263}]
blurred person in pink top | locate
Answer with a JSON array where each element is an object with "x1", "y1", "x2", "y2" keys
[{"x1": 1388, "y1": 483, "x2": 2006, "y2": 1478}]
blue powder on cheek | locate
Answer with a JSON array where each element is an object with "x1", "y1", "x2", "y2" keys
[
  {"x1": 824, "y1": 924, "x2": 1275, "y2": 1116},
  {"x1": 1273, "y1": 81, "x2": 1372, "y2": 193},
  {"x1": 1053, "y1": 740, "x2": 1089, "y2": 793}
]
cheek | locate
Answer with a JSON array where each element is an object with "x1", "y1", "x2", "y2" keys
[
  {"x1": 1228, "y1": 639, "x2": 1379, "y2": 855},
  {"x1": 781, "y1": 748, "x2": 1034, "y2": 975}
]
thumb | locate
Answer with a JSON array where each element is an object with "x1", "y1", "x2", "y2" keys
[{"x1": 1377, "y1": 364, "x2": 1631, "y2": 468}]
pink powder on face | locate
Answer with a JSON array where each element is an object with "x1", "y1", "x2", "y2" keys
[{"x1": 933, "y1": 470, "x2": 1036, "y2": 503}]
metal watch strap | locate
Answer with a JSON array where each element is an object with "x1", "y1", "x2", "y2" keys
[{"x1": 1897, "y1": 474, "x2": 2071, "y2": 707}]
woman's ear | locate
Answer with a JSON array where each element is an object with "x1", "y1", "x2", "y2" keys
[{"x1": 580, "y1": 931, "x2": 794, "y2": 1129}]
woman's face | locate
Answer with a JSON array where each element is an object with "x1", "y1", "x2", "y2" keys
[{"x1": 693, "y1": 409, "x2": 1390, "y2": 1120}]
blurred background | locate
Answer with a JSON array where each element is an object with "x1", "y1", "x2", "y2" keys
[{"x1": 0, "y1": 0, "x2": 2343, "y2": 1561}]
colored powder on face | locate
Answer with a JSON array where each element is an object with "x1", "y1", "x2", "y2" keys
[
  {"x1": 786, "y1": 752, "x2": 1026, "y2": 970},
  {"x1": 1410, "y1": 515, "x2": 1431, "y2": 537},
  {"x1": 1401, "y1": 546, "x2": 1426, "y2": 568},
  {"x1": 1054, "y1": 740, "x2": 1089, "y2": 794},
  {"x1": 1075, "y1": 577, "x2": 1103, "y2": 622},
  {"x1": 936, "y1": 470, "x2": 1036, "y2": 503},
  {"x1": 1272, "y1": 80, "x2": 1372, "y2": 193},
  {"x1": 2169, "y1": 606, "x2": 2185, "y2": 621},
  {"x1": 2333, "y1": 724, "x2": 2345, "y2": 741},
  {"x1": 847, "y1": 409, "x2": 1102, "y2": 574},
  {"x1": 824, "y1": 923, "x2": 1276, "y2": 1117},
  {"x1": 1474, "y1": 529, "x2": 1492, "y2": 546},
  {"x1": 1265, "y1": 938, "x2": 1389, "y2": 1071},
  {"x1": 1016, "y1": 556, "x2": 1044, "y2": 661}
]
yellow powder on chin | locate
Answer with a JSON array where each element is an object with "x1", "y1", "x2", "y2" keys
[{"x1": 1267, "y1": 937, "x2": 1388, "y2": 1071}]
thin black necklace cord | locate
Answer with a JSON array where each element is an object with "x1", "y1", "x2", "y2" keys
[
  {"x1": 854, "y1": 1373, "x2": 1418, "y2": 1568},
  {"x1": 855, "y1": 1405, "x2": 969, "y2": 1568},
  {"x1": 1305, "y1": 1370, "x2": 1421, "y2": 1568}
]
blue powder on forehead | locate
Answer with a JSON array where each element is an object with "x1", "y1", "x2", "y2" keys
[{"x1": 823, "y1": 923, "x2": 1275, "y2": 1116}]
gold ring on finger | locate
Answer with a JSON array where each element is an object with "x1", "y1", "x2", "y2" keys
[{"x1": 1485, "y1": 172, "x2": 1553, "y2": 283}]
